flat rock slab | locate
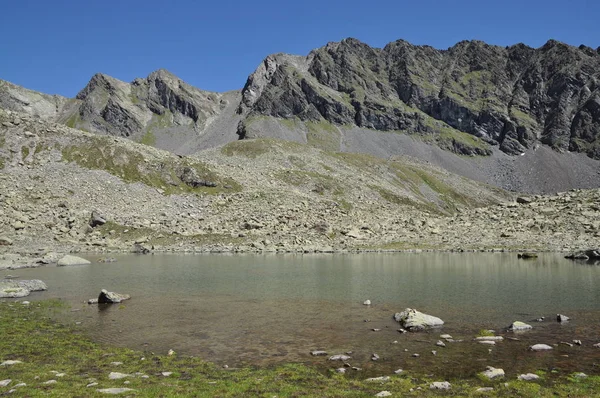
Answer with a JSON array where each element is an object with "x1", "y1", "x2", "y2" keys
[
  {"x1": 57, "y1": 255, "x2": 91, "y2": 266},
  {"x1": 108, "y1": 372, "x2": 130, "y2": 380},
  {"x1": 328, "y1": 354, "x2": 351, "y2": 361},
  {"x1": 375, "y1": 392, "x2": 392, "y2": 397},
  {"x1": 97, "y1": 388, "x2": 135, "y2": 394},
  {"x1": 529, "y1": 344, "x2": 553, "y2": 351},
  {"x1": 475, "y1": 336, "x2": 504, "y2": 341},
  {"x1": 0, "y1": 379, "x2": 11, "y2": 387},
  {"x1": 0, "y1": 360, "x2": 23, "y2": 366},
  {"x1": 393, "y1": 308, "x2": 444, "y2": 331}
]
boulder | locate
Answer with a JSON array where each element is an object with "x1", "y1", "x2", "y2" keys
[
  {"x1": 89, "y1": 211, "x2": 107, "y2": 228},
  {"x1": 0, "y1": 282, "x2": 29, "y2": 298},
  {"x1": 480, "y1": 366, "x2": 505, "y2": 379},
  {"x1": 16, "y1": 280, "x2": 47, "y2": 292},
  {"x1": 565, "y1": 249, "x2": 600, "y2": 261},
  {"x1": 509, "y1": 321, "x2": 532, "y2": 331},
  {"x1": 556, "y1": 314, "x2": 570, "y2": 322},
  {"x1": 529, "y1": 344, "x2": 553, "y2": 351},
  {"x1": 57, "y1": 255, "x2": 91, "y2": 266},
  {"x1": 393, "y1": 308, "x2": 444, "y2": 331},
  {"x1": 98, "y1": 289, "x2": 131, "y2": 304}
]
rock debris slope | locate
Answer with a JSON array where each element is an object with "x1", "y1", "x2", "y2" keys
[{"x1": 2, "y1": 108, "x2": 600, "y2": 268}]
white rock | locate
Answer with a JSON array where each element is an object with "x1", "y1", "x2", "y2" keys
[
  {"x1": 375, "y1": 392, "x2": 392, "y2": 397},
  {"x1": 108, "y1": 372, "x2": 130, "y2": 380},
  {"x1": 440, "y1": 334, "x2": 453, "y2": 339},
  {"x1": 0, "y1": 379, "x2": 11, "y2": 387},
  {"x1": 436, "y1": 340, "x2": 446, "y2": 347},
  {"x1": 478, "y1": 340, "x2": 496, "y2": 345},
  {"x1": 363, "y1": 300, "x2": 371, "y2": 305},
  {"x1": 0, "y1": 360, "x2": 22, "y2": 366},
  {"x1": 43, "y1": 380, "x2": 57, "y2": 385},
  {"x1": 335, "y1": 368, "x2": 346, "y2": 374},
  {"x1": 475, "y1": 336, "x2": 504, "y2": 341},
  {"x1": 365, "y1": 376, "x2": 390, "y2": 382},
  {"x1": 97, "y1": 388, "x2": 135, "y2": 394},
  {"x1": 329, "y1": 354, "x2": 351, "y2": 361},
  {"x1": 430, "y1": 381, "x2": 451, "y2": 390},
  {"x1": 394, "y1": 369, "x2": 403, "y2": 374},
  {"x1": 476, "y1": 387, "x2": 494, "y2": 392},
  {"x1": 87, "y1": 382, "x2": 99, "y2": 387},
  {"x1": 529, "y1": 344, "x2": 553, "y2": 351},
  {"x1": 393, "y1": 308, "x2": 444, "y2": 331},
  {"x1": 480, "y1": 366, "x2": 505, "y2": 379},
  {"x1": 573, "y1": 372, "x2": 588, "y2": 378},
  {"x1": 161, "y1": 372, "x2": 172, "y2": 377},
  {"x1": 518, "y1": 373, "x2": 540, "y2": 381},
  {"x1": 509, "y1": 321, "x2": 532, "y2": 331},
  {"x1": 57, "y1": 255, "x2": 91, "y2": 266}
]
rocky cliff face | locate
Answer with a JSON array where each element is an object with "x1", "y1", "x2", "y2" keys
[{"x1": 240, "y1": 38, "x2": 600, "y2": 158}]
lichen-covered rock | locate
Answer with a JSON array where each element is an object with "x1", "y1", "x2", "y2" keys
[{"x1": 393, "y1": 308, "x2": 444, "y2": 331}]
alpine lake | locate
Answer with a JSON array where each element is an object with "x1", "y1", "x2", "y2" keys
[{"x1": 4, "y1": 252, "x2": 600, "y2": 380}]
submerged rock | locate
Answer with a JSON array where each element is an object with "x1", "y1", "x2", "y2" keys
[
  {"x1": 509, "y1": 321, "x2": 533, "y2": 331},
  {"x1": 57, "y1": 255, "x2": 91, "y2": 266},
  {"x1": 98, "y1": 289, "x2": 131, "y2": 304},
  {"x1": 393, "y1": 308, "x2": 444, "y2": 331},
  {"x1": 529, "y1": 344, "x2": 553, "y2": 351}
]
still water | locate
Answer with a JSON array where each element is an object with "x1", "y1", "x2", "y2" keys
[{"x1": 5, "y1": 253, "x2": 600, "y2": 378}]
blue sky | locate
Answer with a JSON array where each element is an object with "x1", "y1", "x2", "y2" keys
[{"x1": 1, "y1": 0, "x2": 598, "y2": 97}]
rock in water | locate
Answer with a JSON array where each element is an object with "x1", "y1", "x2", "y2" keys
[
  {"x1": 98, "y1": 289, "x2": 131, "y2": 304},
  {"x1": 0, "y1": 282, "x2": 29, "y2": 298},
  {"x1": 393, "y1": 308, "x2": 444, "y2": 331},
  {"x1": 480, "y1": 366, "x2": 505, "y2": 379},
  {"x1": 509, "y1": 321, "x2": 533, "y2": 331},
  {"x1": 529, "y1": 344, "x2": 553, "y2": 351},
  {"x1": 517, "y1": 252, "x2": 538, "y2": 259},
  {"x1": 557, "y1": 314, "x2": 570, "y2": 322},
  {"x1": 16, "y1": 280, "x2": 47, "y2": 292},
  {"x1": 57, "y1": 255, "x2": 91, "y2": 266}
]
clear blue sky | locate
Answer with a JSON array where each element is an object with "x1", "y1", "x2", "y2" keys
[{"x1": 1, "y1": 0, "x2": 598, "y2": 97}]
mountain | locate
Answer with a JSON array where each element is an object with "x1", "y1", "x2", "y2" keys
[{"x1": 1, "y1": 38, "x2": 600, "y2": 194}]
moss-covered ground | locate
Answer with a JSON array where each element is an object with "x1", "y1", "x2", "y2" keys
[{"x1": 1, "y1": 301, "x2": 599, "y2": 397}]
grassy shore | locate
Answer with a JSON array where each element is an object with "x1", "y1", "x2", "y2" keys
[{"x1": 0, "y1": 301, "x2": 599, "y2": 397}]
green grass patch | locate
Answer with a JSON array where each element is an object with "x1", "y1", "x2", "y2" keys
[
  {"x1": 138, "y1": 131, "x2": 157, "y2": 146},
  {"x1": 61, "y1": 135, "x2": 240, "y2": 195},
  {"x1": 21, "y1": 145, "x2": 30, "y2": 159},
  {"x1": 306, "y1": 119, "x2": 341, "y2": 151}
]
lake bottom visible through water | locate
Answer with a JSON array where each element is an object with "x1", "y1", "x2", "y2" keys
[{"x1": 5, "y1": 253, "x2": 600, "y2": 379}]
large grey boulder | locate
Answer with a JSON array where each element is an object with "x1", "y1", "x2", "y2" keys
[
  {"x1": 98, "y1": 289, "x2": 131, "y2": 304},
  {"x1": 0, "y1": 281, "x2": 29, "y2": 298},
  {"x1": 16, "y1": 280, "x2": 47, "y2": 292},
  {"x1": 89, "y1": 210, "x2": 107, "y2": 228},
  {"x1": 393, "y1": 308, "x2": 444, "y2": 331},
  {"x1": 57, "y1": 255, "x2": 91, "y2": 266}
]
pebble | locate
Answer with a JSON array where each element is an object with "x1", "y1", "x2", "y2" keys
[
  {"x1": 363, "y1": 300, "x2": 371, "y2": 305},
  {"x1": 365, "y1": 376, "x2": 390, "y2": 382},
  {"x1": 108, "y1": 372, "x2": 130, "y2": 380},
  {"x1": 375, "y1": 392, "x2": 392, "y2": 397},
  {"x1": 310, "y1": 350, "x2": 327, "y2": 356},
  {"x1": 0, "y1": 360, "x2": 22, "y2": 366},
  {"x1": 97, "y1": 388, "x2": 136, "y2": 394},
  {"x1": 371, "y1": 353, "x2": 380, "y2": 361},
  {"x1": 43, "y1": 380, "x2": 57, "y2": 385},
  {"x1": 412, "y1": 353, "x2": 420, "y2": 358},
  {"x1": 161, "y1": 372, "x2": 172, "y2": 377},
  {"x1": 440, "y1": 334, "x2": 452, "y2": 339},
  {"x1": 529, "y1": 344, "x2": 553, "y2": 351},
  {"x1": 518, "y1": 373, "x2": 540, "y2": 381},
  {"x1": 336, "y1": 368, "x2": 346, "y2": 374},
  {"x1": 573, "y1": 372, "x2": 588, "y2": 378},
  {"x1": 329, "y1": 355, "x2": 351, "y2": 361},
  {"x1": 87, "y1": 382, "x2": 99, "y2": 387},
  {"x1": 436, "y1": 340, "x2": 446, "y2": 347}
]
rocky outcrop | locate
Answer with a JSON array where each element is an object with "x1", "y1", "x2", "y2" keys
[{"x1": 241, "y1": 38, "x2": 600, "y2": 159}]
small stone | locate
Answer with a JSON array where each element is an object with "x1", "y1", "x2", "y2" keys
[
  {"x1": 167, "y1": 349, "x2": 175, "y2": 356},
  {"x1": 110, "y1": 362, "x2": 123, "y2": 366},
  {"x1": 412, "y1": 353, "x2": 420, "y2": 358},
  {"x1": 372, "y1": 328, "x2": 381, "y2": 332},
  {"x1": 13, "y1": 383, "x2": 25, "y2": 388},
  {"x1": 593, "y1": 343, "x2": 600, "y2": 348},
  {"x1": 397, "y1": 328, "x2": 407, "y2": 333},
  {"x1": 430, "y1": 381, "x2": 451, "y2": 390},
  {"x1": 310, "y1": 350, "x2": 327, "y2": 356},
  {"x1": 161, "y1": 372, "x2": 172, "y2": 377},
  {"x1": 87, "y1": 382, "x2": 99, "y2": 387},
  {"x1": 509, "y1": 321, "x2": 532, "y2": 331},
  {"x1": 394, "y1": 369, "x2": 403, "y2": 374},
  {"x1": 436, "y1": 340, "x2": 446, "y2": 347},
  {"x1": 478, "y1": 340, "x2": 496, "y2": 345},
  {"x1": 43, "y1": 380, "x2": 57, "y2": 385},
  {"x1": 573, "y1": 340, "x2": 582, "y2": 346},
  {"x1": 518, "y1": 373, "x2": 540, "y2": 381},
  {"x1": 21, "y1": 301, "x2": 30, "y2": 305},
  {"x1": 336, "y1": 368, "x2": 346, "y2": 374},
  {"x1": 88, "y1": 299, "x2": 99, "y2": 304},
  {"x1": 529, "y1": 344, "x2": 553, "y2": 351},
  {"x1": 371, "y1": 353, "x2": 380, "y2": 361},
  {"x1": 431, "y1": 350, "x2": 437, "y2": 355},
  {"x1": 0, "y1": 379, "x2": 11, "y2": 387},
  {"x1": 365, "y1": 376, "x2": 390, "y2": 382},
  {"x1": 474, "y1": 336, "x2": 504, "y2": 341},
  {"x1": 363, "y1": 300, "x2": 371, "y2": 305},
  {"x1": 573, "y1": 372, "x2": 588, "y2": 378},
  {"x1": 0, "y1": 360, "x2": 22, "y2": 366},
  {"x1": 375, "y1": 392, "x2": 392, "y2": 397},
  {"x1": 476, "y1": 387, "x2": 494, "y2": 392},
  {"x1": 480, "y1": 366, "x2": 505, "y2": 379},
  {"x1": 97, "y1": 388, "x2": 135, "y2": 394},
  {"x1": 556, "y1": 314, "x2": 570, "y2": 322},
  {"x1": 108, "y1": 372, "x2": 130, "y2": 380},
  {"x1": 329, "y1": 354, "x2": 351, "y2": 361},
  {"x1": 440, "y1": 334, "x2": 452, "y2": 339}
]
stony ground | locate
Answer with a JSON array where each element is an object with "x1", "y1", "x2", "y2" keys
[{"x1": 0, "y1": 109, "x2": 598, "y2": 269}]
